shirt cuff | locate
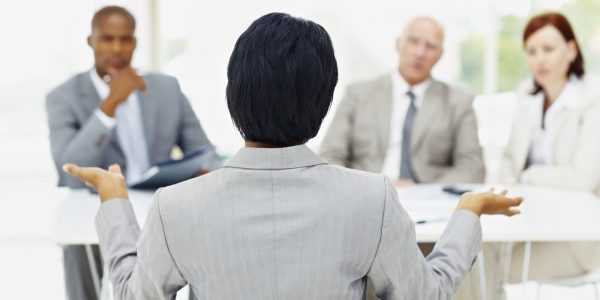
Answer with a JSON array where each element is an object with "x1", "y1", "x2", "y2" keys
[{"x1": 94, "y1": 109, "x2": 117, "y2": 129}]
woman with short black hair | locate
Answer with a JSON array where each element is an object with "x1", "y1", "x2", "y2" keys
[{"x1": 63, "y1": 12, "x2": 521, "y2": 300}]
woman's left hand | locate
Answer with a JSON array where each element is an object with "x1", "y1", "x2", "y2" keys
[{"x1": 63, "y1": 163, "x2": 129, "y2": 203}]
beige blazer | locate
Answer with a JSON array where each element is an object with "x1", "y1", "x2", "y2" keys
[
  {"x1": 500, "y1": 75, "x2": 600, "y2": 196},
  {"x1": 319, "y1": 74, "x2": 485, "y2": 184}
]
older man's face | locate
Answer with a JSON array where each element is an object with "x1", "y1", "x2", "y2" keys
[{"x1": 397, "y1": 19, "x2": 444, "y2": 85}]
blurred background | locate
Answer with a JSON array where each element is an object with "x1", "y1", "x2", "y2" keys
[{"x1": 1, "y1": 0, "x2": 600, "y2": 298}]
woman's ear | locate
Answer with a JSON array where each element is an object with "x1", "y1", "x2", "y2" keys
[{"x1": 567, "y1": 40, "x2": 578, "y2": 63}]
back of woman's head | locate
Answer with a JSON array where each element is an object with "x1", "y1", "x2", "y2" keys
[{"x1": 226, "y1": 13, "x2": 338, "y2": 147}]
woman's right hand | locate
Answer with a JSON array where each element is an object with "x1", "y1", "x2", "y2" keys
[{"x1": 456, "y1": 189, "x2": 523, "y2": 217}]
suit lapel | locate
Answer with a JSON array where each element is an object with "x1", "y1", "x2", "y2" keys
[
  {"x1": 375, "y1": 76, "x2": 393, "y2": 156},
  {"x1": 138, "y1": 75, "x2": 157, "y2": 159},
  {"x1": 550, "y1": 107, "x2": 575, "y2": 164},
  {"x1": 411, "y1": 80, "x2": 444, "y2": 151},
  {"x1": 78, "y1": 72, "x2": 103, "y2": 116}
]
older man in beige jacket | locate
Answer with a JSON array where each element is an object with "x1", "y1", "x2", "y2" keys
[{"x1": 320, "y1": 17, "x2": 484, "y2": 186}]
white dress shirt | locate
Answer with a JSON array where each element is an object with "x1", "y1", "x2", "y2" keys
[
  {"x1": 90, "y1": 69, "x2": 150, "y2": 184},
  {"x1": 381, "y1": 71, "x2": 432, "y2": 180},
  {"x1": 527, "y1": 75, "x2": 582, "y2": 166}
]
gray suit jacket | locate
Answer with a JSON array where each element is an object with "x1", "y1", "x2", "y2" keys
[
  {"x1": 46, "y1": 71, "x2": 217, "y2": 187},
  {"x1": 96, "y1": 145, "x2": 482, "y2": 300},
  {"x1": 319, "y1": 75, "x2": 484, "y2": 183}
]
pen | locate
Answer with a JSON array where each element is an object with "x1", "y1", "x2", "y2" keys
[{"x1": 416, "y1": 218, "x2": 446, "y2": 224}]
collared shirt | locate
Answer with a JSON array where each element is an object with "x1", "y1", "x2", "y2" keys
[
  {"x1": 90, "y1": 69, "x2": 150, "y2": 184},
  {"x1": 527, "y1": 75, "x2": 582, "y2": 166},
  {"x1": 381, "y1": 71, "x2": 432, "y2": 180}
]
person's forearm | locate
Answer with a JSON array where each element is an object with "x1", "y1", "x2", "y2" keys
[
  {"x1": 425, "y1": 209, "x2": 482, "y2": 295},
  {"x1": 57, "y1": 115, "x2": 113, "y2": 169},
  {"x1": 95, "y1": 199, "x2": 141, "y2": 299}
]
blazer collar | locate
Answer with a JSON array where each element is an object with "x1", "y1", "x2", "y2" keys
[
  {"x1": 411, "y1": 79, "x2": 445, "y2": 150},
  {"x1": 374, "y1": 75, "x2": 393, "y2": 155},
  {"x1": 137, "y1": 76, "x2": 157, "y2": 152},
  {"x1": 224, "y1": 144, "x2": 327, "y2": 170},
  {"x1": 78, "y1": 71, "x2": 102, "y2": 112}
]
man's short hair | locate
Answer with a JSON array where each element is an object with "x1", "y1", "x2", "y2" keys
[
  {"x1": 91, "y1": 5, "x2": 136, "y2": 32},
  {"x1": 226, "y1": 13, "x2": 338, "y2": 147}
]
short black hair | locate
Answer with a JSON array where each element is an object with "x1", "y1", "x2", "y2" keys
[
  {"x1": 226, "y1": 13, "x2": 338, "y2": 147},
  {"x1": 91, "y1": 6, "x2": 136, "y2": 32}
]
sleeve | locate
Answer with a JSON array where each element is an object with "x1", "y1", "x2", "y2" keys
[
  {"x1": 95, "y1": 189, "x2": 187, "y2": 300},
  {"x1": 46, "y1": 89, "x2": 115, "y2": 188},
  {"x1": 368, "y1": 177, "x2": 482, "y2": 300},
  {"x1": 497, "y1": 101, "x2": 530, "y2": 184},
  {"x1": 435, "y1": 97, "x2": 486, "y2": 184},
  {"x1": 95, "y1": 109, "x2": 117, "y2": 128},
  {"x1": 318, "y1": 87, "x2": 358, "y2": 167},
  {"x1": 521, "y1": 99, "x2": 600, "y2": 190},
  {"x1": 174, "y1": 79, "x2": 222, "y2": 170}
]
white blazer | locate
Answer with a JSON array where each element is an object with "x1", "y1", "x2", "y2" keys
[{"x1": 501, "y1": 74, "x2": 600, "y2": 196}]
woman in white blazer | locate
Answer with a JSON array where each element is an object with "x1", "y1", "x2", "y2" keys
[{"x1": 457, "y1": 12, "x2": 600, "y2": 300}]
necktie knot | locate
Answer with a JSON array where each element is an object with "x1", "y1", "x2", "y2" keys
[{"x1": 406, "y1": 90, "x2": 416, "y2": 103}]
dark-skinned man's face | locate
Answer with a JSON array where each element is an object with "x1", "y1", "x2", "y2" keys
[{"x1": 87, "y1": 13, "x2": 136, "y2": 77}]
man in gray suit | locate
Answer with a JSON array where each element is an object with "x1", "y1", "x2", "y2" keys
[
  {"x1": 320, "y1": 16, "x2": 484, "y2": 186},
  {"x1": 62, "y1": 13, "x2": 522, "y2": 300},
  {"x1": 45, "y1": 6, "x2": 218, "y2": 300}
]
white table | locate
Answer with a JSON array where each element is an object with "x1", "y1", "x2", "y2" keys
[
  {"x1": 400, "y1": 184, "x2": 600, "y2": 243},
  {"x1": 399, "y1": 184, "x2": 600, "y2": 299},
  {"x1": 53, "y1": 189, "x2": 155, "y2": 245},
  {"x1": 52, "y1": 185, "x2": 600, "y2": 299},
  {"x1": 52, "y1": 189, "x2": 170, "y2": 300}
]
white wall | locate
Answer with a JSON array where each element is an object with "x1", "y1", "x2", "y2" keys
[{"x1": 159, "y1": 0, "x2": 495, "y2": 155}]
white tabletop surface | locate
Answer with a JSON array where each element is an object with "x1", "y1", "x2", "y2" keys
[
  {"x1": 52, "y1": 189, "x2": 155, "y2": 244},
  {"x1": 0, "y1": 179, "x2": 69, "y2": 243},
  {"x1": 50, "y1": 184, "x2": 600, "y2": 244},
  {"x1": 401, "y1": 184, "x2": 600, "y2": 242}
]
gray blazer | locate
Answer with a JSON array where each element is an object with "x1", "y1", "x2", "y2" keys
[
  {"x1": 319, "y1": 75, "x2": 485, "y2": 184},
  {"x1": 96, "y1": 145, "x2": 482, "y2": 300},
  {"x1": 46, "y1": 71, "x2": 217, "y2": 187}
]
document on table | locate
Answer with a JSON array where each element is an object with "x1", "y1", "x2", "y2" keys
[{"x1": 129, "y1": 147, "x2": 222, "y2": 190}]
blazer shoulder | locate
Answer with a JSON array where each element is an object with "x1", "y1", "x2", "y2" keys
[
  {"x1": 143, "y1": 72, "x2": 180, "y2": 90},
  {"x1": 47, "y1": 72, "x2": 88, "y2": 101},
  {"x1": 157, "y1": 167, "x2": 227, "y2": 206},
  {"x1": 439, "y1": 81, "x2": 474, "y2": 104},
  {"x1": 322, "y1": 165, "x2": 392, "y2": 216},
  {"x1": 582, "y1": 74, "x2": 600, "y2": 103},
  {"x1": 324, "y1": 164, "x2": 388, "y2": 194},
  {"x1": 430, "y1": 80, "x2": 474, "y2": 111},
  {"x1": 345, "y1": 74, "x2": 390, "y2": 98}
]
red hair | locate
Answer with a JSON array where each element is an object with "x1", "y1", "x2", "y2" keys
[{"x1": 523, "y1": 12, "x2": 584, "y2": 93}]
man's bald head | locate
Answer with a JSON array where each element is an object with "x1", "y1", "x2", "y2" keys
[
  {"x1": 396, "y1": 16, "x2": 445, "y2": 85},
  {"x1": 91, "y1": 6, "x2": 136, "y2": 32},
  {"x1": 402, "y1": 17, "x2": 444, "y2": 44}
]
